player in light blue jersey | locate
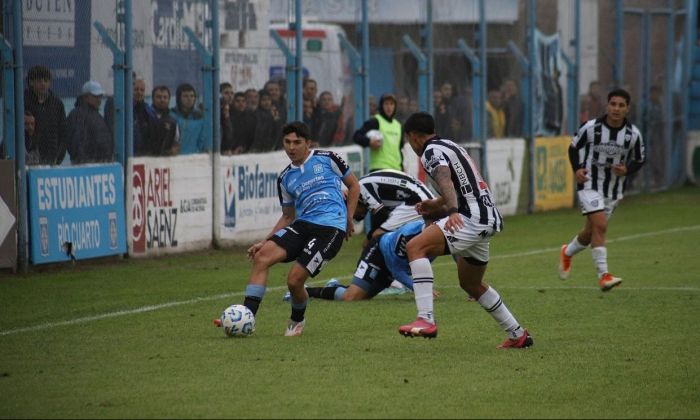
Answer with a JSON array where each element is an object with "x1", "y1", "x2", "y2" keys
[
  {"x1": 238, "y1": 121, "x2": 360, "y2": 337},
  {"x1": 305, "y1": 220, "x2": 440, "y2": 301}
]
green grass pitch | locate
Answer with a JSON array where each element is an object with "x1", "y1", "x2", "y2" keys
[{"x1": 1, "y1": 186, "x2": 699, "y2": 418}]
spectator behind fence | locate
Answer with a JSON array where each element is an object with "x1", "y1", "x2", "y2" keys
[
  {"x1": 265, "y1": 79, "x2": 287, "y2": 124},
  {"x1": 250, "y1": 90, "x2": 283, "y2": 153},
  {"x1": 24, "y1": 110, "x2": 41, "y2": 164},
  {"x1": 440, "y1": 81, "x2": 472, "y2": 142},
  {"x1": 303, "y1": 78, "x2": 321, "y2": 135},
  {"x1": 501, "y1": 79, "x2": 523, "y2": 137},
  {"x1": 315, "y1": 91, "x2": 344, "y2": 147},
  {"x1": 24, "y1": 65, "x2": 68, "y2": 165},
  {"x1": 433, "y1": 89, "x2": 452, "y2": 139},
  {"x1": 66, "y1": 81, "x2": 113, "y2": 164},
  {"x1": 229, "y1": 91, "x2": 256, "y2": 154},
  {"x1": 486, "y1": 89, "x2": 506, "y2": 138},
  {"x1": 245, "y1": 88, "x2": 259, "y2": 112},
  {"x1": 149, "y1": 85, "x2": 180, "y2": 156},
  {"x1": 368, "y1": 95, "x2": 378, "y2": 116},
  {"x1": 353, "y1": 93, "x2": 403, "y2": 172},
  {"x1": 220, "y1": 82, "x2": 235, "y2": 155},
  {"x1": 171, "y1": 83, "x2": 207, "y2": 154},
  {"x1": 395, "y1": 95, "x2": 410, "y2": 123},
  {"x1": 579, "y1": 80, "x2": 606, "y2": 124},
  {"x1": 132, "y1": 78, "x2": 158, "y2": 156}
]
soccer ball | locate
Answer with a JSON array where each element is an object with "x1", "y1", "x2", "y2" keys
[
  {"x1": 366, "y1": 129, "x2": 383, "y2": 144},
  {"x1": 220, "y1": 304, "x2": 256, "y2": 337}
]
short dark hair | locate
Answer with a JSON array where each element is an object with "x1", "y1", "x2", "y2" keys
[
  {"x1": 608, "y1": 88, "x2": 631, "y2": 105},
  {"x1": 219, "y1": 82, "x2": 233, "y2": 92},
  {"x1": 152, "y1": 85, "x2": 171, "y2": 97},
  {"x1": 27, "y1": 65, "x2": 51, "y2": 81},
  {"x1": 234, "y1": 92, "x2": 246, "y2": 100},
  {"x1": 404, "y1": 112, "x2": 435, "y2": 135},
  {"x1": 282, "y1": 121, "x2": 311, "y2": 141}
]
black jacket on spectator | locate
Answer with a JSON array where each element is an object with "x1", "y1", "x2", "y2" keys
[
  {"x1": 24, "y1": 88, "x2": 68, "y2": 164},
  {"x1": 250, "y1": 108, "x2": 281, "y2": 153},
  {"x1": 66, "y1": 97, "x2": 113, "y2": 163},
  {"x1": 229, "y1": 108, "x2": 256, "y2": 153},
  {"x1": 150, "y1": 108, "x2": 178, "y2": 156}
]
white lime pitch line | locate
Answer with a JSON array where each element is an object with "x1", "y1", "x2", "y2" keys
[{"x1": 2, "y1": 224, "x2": 699, "y2": 337}]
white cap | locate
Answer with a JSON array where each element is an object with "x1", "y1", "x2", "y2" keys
[{"x1": 81, "y1": 80, "x2": 105, "y2": 96}]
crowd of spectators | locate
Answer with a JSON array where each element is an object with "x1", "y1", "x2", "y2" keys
[{"x1": 7, "y1": 65, "x2": 531, "y2": 165}]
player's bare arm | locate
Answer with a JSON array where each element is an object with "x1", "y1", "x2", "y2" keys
[
  {"x1": 416, "y1": 197, "x2": 446, "y2": 218},
  {"x1": 247, "y1": 206, "x2": 295, "y2": 260},
  {"x1": 343, "y1": 173, "x2": 361, "y2": 240},
  {"x1": 433, "y1": 166, "x2": 464, "y2": 232}
]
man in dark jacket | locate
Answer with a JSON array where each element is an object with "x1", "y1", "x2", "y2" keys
[
  {"x1": 66, "y1": 81, "x2": 113, "y2": 164},
  {"x1": 23, "y1": 65, "x2": 68, "y2": 165},
  {"x1": 149, "y1": 85, "x2": 180, "y2": 156}
]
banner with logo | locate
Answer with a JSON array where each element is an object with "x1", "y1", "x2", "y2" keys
[
  {"x1": 486, "y1": 138, "x2": 525, "y2": 216},
  {"x1": 27, "y1": 164, "x2": 127, "y2": 264},
  {"x1": 216, "y1": 146, "x2": 364, "y2": 246},
  {"x1": 534, "y1": 136, "x2": 575, "y2": 211},
  {"x1": 129, "y1": 154, "x2": 212, "y2": 257},
  {"x1": 0, "y1": 161, "x2": 17, "y2": 269}
]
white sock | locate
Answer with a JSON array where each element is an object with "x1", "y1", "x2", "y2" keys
[
  {"x1": 409, "y1": 258, "x2": 434, "y2": 323},
  {"x1": 478, "y1": 287, "x2": 524, "y2": 339},
  {"x1": 565, "y1": 235, "x2": 587, "y2": 257},
  {"x1": 591, "y1": 246, "x2": 608, "y2": 278}
]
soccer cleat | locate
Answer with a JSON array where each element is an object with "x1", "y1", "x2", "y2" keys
[
  {"x1": 284, "y1": 319, "x2": 305, "y2": 337},
  {"x1": 378, "y1": 285, "x2": 411, "y2": 296},
  {"x1": 558, "y1": 244, "x2": 572, "y2": 280},
  {"x1": 497, "y1": 329, "x2": 533, "y2": 349},
  {"x1": 598, "y1": 273, "x2": 622, "y2": 291},
  {"x1": 398, "y1": 318, "x2": 438, "y2": 338},
  {"x1": 213, "y1": 318, "x2": 222, "y2": 327},
  {"x1": 324, "y1": 278, "x2": 340, "y2": 287}
]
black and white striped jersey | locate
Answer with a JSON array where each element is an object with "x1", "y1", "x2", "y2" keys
[
  {"x1": 420, "y1": 136, "x2": 503, "y2": 231},
  {"x1": 571, "y1": 117, "x2": 646, "y2": 199},
  {"x1": 358, "y1": 169, "x2": 435, "y2": 212}
]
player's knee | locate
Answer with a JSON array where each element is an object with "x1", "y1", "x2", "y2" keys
[{"x1": 406, "y1": 239, "x2": 425, "y2": 260}]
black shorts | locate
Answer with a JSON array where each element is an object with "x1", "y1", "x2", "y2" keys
[
  {"x1": 350, "y1": 237, "x2": 393, "y2": 298},
  {"x1": 269, "y1": 220, "x2": 345, "y2": 277}
]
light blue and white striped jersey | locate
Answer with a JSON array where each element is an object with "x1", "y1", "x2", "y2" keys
[
  {"x1": 277, "y1": 149, "x2": 351, "y2": 231},
  {"x1": 379, "y1": 220, "x2": 425, "y2": 290}
]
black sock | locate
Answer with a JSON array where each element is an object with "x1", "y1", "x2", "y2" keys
[
  {"x1": 307, "y1": 287, "x2": 323, "y2": 298},
  {"x1": 243, "y1": 296, "x2": 262, "y2": 315},
  {"x1": 291, "y1": 305, "x2": 306, "y2": 322},
  {"x1": 320, "y1": 286, "x2": 343, "y2": 300}
]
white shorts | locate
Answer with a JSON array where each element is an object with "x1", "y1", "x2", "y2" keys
[
  {"x1": 435, "y1": 214, "x2": 495, "y2": 263},
  {"x1": 380, "y1": 204, "x2": 423, "y2": 232},
  {"x1": 577, "y1": 189, "x2": 619, "y2": 218}
]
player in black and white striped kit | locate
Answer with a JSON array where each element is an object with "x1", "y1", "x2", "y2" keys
[
  {"x1": 559, "y1": 88, "x2": 646, "y2": 291},
  {"x1": 397, "y1": 112, "x2": 532, "y2": 348},
  {"x1": 354, "y1": 169, "x2": 435, "y2": 242}
]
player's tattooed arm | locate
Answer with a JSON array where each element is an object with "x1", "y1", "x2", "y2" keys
[
  {"x1": 433, "y1": 166, "x2": 458, "y2": 211},
  {"x1": 433, "y1": 165, "x2": 464, "y2": 233}
]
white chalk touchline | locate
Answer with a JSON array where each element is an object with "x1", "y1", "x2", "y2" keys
[{"x1": 1, "y1": 224, "x2": 698, "y2": 337}]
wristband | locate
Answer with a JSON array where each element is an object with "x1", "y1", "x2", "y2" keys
[{"x1": 447, "y1": 207, "x2": 458, "y2": 215}]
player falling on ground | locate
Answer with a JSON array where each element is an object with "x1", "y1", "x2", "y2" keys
[
  {"x1": 558, "y1": 88, "x2": 646, "y2": 291},
  {"x1": 397, "y1": 112, "x2": 532, "y2": 349},
  {"x1": 237, "y1": 121, "x2": 360, "y2": 336},
  {"x1": 353, "y1": 168, "x2": 435, "y2": 244},
  {"x1": 302, "y1": 220, "x2": 440, "y2": 301}
]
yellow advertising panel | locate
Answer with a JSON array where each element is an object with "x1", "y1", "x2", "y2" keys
[{"x1": 534, "y1": 136, "x2": 574, "y2": 212}]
